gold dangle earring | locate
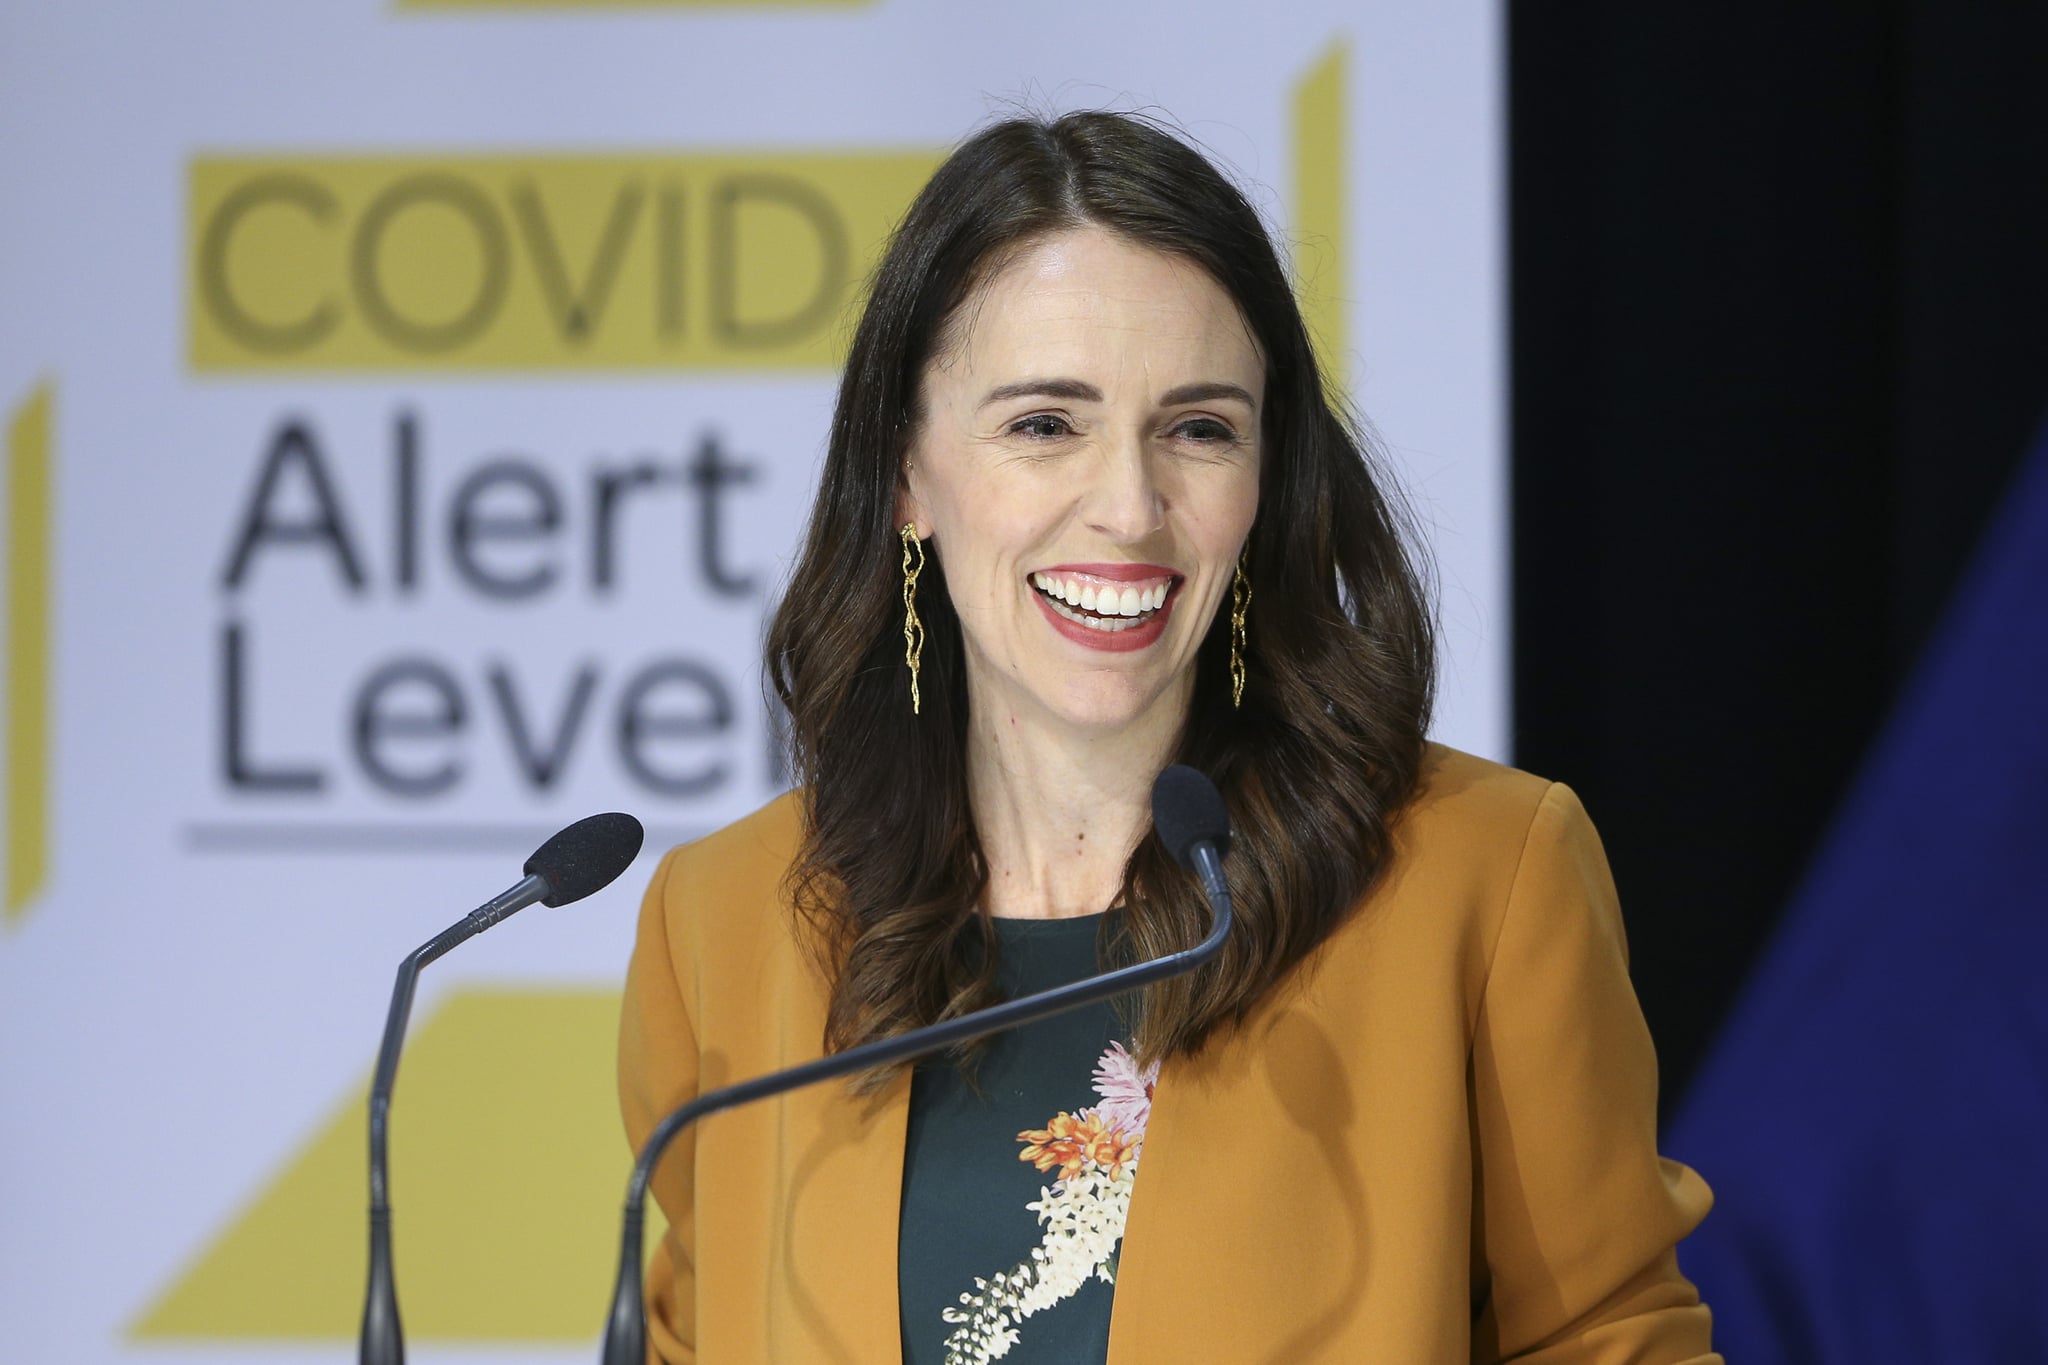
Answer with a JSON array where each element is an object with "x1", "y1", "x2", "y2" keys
[
  {"x1": 1229, "y1": 549, "x2": 1251, "y2": 708},
  {"x1": 900, "y1": 522, "x2": 926, "y2": 714}
]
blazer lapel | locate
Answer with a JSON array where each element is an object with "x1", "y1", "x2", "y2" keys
[
  {"x1": 1103, "y1": 1042, "x2": 1208, "y2": 1364},
  {"x1": 778, "y1": 1068, "x2": 913, "y2": 1363}
]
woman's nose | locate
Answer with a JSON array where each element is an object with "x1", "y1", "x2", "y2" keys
[{"x1": 1083, "y1": 437, "x2": 1166, "y2": 543}]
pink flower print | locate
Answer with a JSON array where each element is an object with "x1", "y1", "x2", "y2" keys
[{"x1": 1090, "y1": 1041, "x2": 1157, "y2": 1142}]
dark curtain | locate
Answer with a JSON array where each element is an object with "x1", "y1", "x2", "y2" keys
[{"x1": 1509, "y1": 2, "x2": 2048, "y2": 1120}]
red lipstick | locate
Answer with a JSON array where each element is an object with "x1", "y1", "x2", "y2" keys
[
  {"x1": 1028, "y1": 566, "x2": 1181, "y2": 653},
  {"x1": 1035, "y1": 562, "x2": 1177, "y2": 582}
]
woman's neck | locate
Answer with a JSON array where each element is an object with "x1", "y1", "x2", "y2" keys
[{"x1": 964, "y1": 683, "x2": 1184, "y2": 920}]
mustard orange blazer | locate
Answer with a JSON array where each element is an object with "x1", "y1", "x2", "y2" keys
[{"x1": 617, "y1": 745, "x2": 1720, "y2": 1362}]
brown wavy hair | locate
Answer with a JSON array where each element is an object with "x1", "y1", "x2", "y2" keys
[{"x1": 765, "y1": 111, "x2": 1436, "y2": 1082}]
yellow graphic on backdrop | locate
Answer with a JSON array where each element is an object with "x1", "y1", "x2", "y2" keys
[
  {"x1": 132, "y1": 989, "x2": 658, "y2": 1340},
  {"x1": 6, "y1": 381, "x2": 52, "y2": 925},
  {"x1": 189, "y1": 152, "x2": 939, "y2": 372},
  {"x1": 1292, "y1": 38, "x2": 1348, "y2": 393}
]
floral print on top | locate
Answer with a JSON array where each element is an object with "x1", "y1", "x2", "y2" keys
[
  {"x1": 941, "y1": 1042, "x2": 1159, "y2": 1364},
  {"x1": 897, "y1": 910, "x2": 1144, "y2": 1365}
]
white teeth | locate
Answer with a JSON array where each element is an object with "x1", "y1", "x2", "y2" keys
[
  {"x1": 1031, "y1": 572, "x2": 1178, "y2": 628},
  {"x1": 1040, "y1": 590, "x2": 1153, "y2": 633}
]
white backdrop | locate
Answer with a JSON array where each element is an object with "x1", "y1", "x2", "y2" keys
[{"x1": 0, "y1": 3, "x2": 1501, "y2": 1359}]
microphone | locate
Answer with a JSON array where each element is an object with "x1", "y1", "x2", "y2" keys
[
  {"x1": 1150, "y1": 761, "x2": 1232, "y2": 902},
  {"x1": 361, "y1": 812, "x2": 645, "y2": 1365},
  {"x1": 597, "y1": 766, "x2": 1234, "y2": 1365}
]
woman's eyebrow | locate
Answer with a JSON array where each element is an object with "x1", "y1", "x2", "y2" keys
[
  {"x1": 978, "y1": 378, "x2": 1257, "y2": 410},
  {"x1": 1159, "y1": 381, "x2": 1257, "y2": 410},
  {"x1": 979, "y1": 378, "x2": 1103, "y2": 409}
]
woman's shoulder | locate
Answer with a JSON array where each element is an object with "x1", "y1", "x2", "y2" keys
[
  {"x1": 1396, "y1": 741, "x2": 1578, "y2": 858},
  {"x1": 1363, "y1": 742, "x2": 1607, "y2": 947},
  {"x1": 670, "y1": 787, "x2": 806, "y2": 873},
  {"x1": 642, "y1": 788, "x2": 808, "y2": 939},
  {"x1": 640, "y1": 754, "x2": 1602, "y2": 965},
  {"x1": 1278, "y1": 744, "x2": 1612, "y2": 1034}
]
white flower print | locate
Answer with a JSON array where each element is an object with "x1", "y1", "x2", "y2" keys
[{"x1": 938, "y1": 1044, "x2": 1162, "y2": 1365}]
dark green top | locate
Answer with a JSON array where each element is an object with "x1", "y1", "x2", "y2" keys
[{"x1": 897, "y1": 912, "x2": 1154, "y2": 1365}]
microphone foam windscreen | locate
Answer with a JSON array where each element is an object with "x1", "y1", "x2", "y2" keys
[
  {"x1": 525, "y1": 812, "x2": 646, "y2": 907},
  {"x1": 1151, "y1": 765, "x2": 1232, "y2": 869}
]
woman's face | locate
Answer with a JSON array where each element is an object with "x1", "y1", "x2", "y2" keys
[{"x1": 901, "y1": 226, "x2": 1262, "y2": 738}]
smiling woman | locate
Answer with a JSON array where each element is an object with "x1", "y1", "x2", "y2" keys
[
  {"x1": 618, "y1": 111, "x2": 1719, "y2": 1365},
  {"x1": 902, "y1": 229, "x2": 1260, "y2": 724}
]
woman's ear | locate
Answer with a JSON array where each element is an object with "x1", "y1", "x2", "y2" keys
[{"x1": 894, "y1": 461, "x2": 928, "y2": 539}]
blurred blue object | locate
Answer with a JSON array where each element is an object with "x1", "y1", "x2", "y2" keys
[{"x1": 1666, "y1": 417, "x2": 2048, "y2": 1362}]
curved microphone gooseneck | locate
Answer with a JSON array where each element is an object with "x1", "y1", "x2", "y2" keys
[
  {"x1": 597, "y1": 766, "x2": 1235, "y2": 1365},
  {"x1": 360, "y1": 812, "x2": 645, "y2": 1365}
]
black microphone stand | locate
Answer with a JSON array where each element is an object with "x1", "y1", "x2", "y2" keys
[
  {"x1": 357, "y1": 810, "x2": 643, "y2": 1365},
  {"x1": 360, "y1": 871, "x2": 551, "y2": 1365},
  {"x1": 597, "y1": 839, "x2": 1232, "y2": 1365}
]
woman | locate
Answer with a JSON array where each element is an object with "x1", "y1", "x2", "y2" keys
[{"x1": 619, "y1": 111, "x2": 1717, "y2": 1364}]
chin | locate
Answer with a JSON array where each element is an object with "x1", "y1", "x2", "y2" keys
[{"x1": 1042, "y1": 673, "x2": 1175, "y2": 734}]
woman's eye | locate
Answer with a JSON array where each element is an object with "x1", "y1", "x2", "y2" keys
[
  {"x1": 1010, "y1": 413, "x2": 1074, "y2": 440},
  {"x1": 1172, "y1": 417, "x2": 1238, "y2": 443}
]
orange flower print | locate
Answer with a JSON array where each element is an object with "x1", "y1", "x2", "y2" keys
[{"x1": 1017, "y1": 1110, "x2": 1140, "y2": 1181}]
